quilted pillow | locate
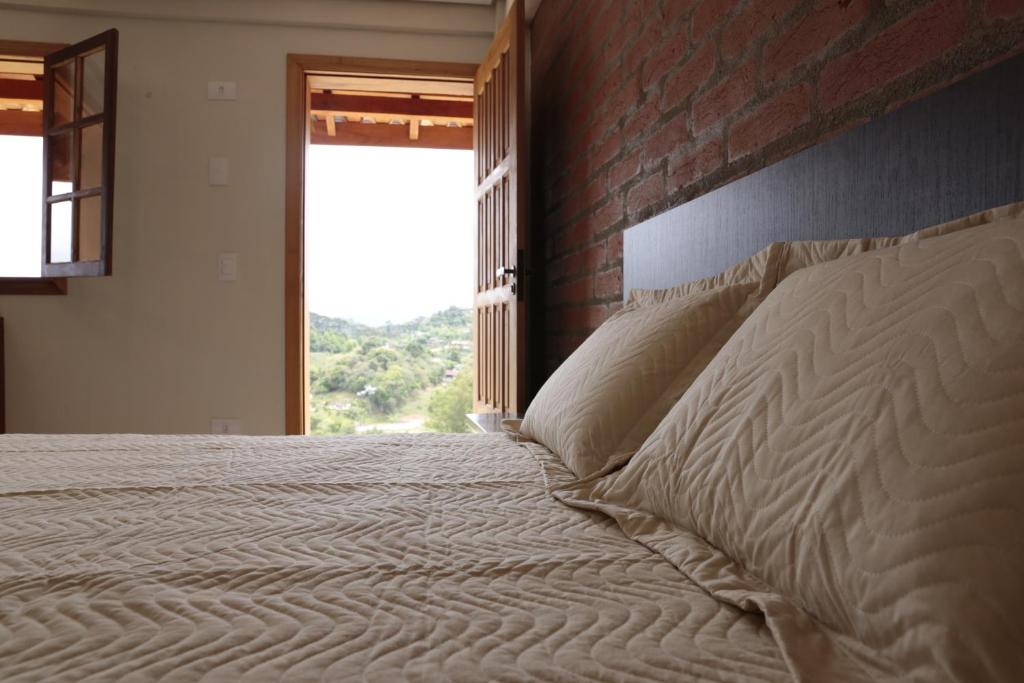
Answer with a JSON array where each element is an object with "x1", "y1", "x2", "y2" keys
[
  {"x1": 521, "y1": 282, "x2": 759, "y2": 479},
  {"x1": 627, "y1": 243, "x2": 784, "y2": 306},
  {"x1": 567, "y1": 217, "x2": 1024, "y2": 680}
]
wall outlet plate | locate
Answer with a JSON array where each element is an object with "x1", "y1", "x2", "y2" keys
[{"x1": 211, "y1": 419, "x2": 242, "y2": 435}]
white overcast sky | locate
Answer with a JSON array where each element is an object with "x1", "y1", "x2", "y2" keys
[
  {"x1": 306, "y1": 145, "x2": 474, "y2": 326},
  {"x1": 0, "y1": 135, "x2": 43, "y2": 278}
]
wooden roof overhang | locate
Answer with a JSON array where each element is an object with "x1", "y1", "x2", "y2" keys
[
  {"x1": 307, "y1": 74, "x2": 473, "y2": 150},
  {"x1": 0, "y1": 54, "x2": 44, "y2": 136}
]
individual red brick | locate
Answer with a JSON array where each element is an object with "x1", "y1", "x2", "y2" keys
[
  {"x1": 586, "y1": 130, "x2": 623, "y2": 176},
  {"x1": 626, "y1": 172, "x2": 667, "y2": 216},
  {"x1": 693, "y1": 0, "x2": 739, "y2": 38},
  {"x1": 574, "y1": 54, "x2": 612, "y2": 103},
  {"x1": 583, "y1": 172, "x2": 609, "y2": 209},
  {"x1": 661, "y1": 39, "x2": 717, "y2": 111},
  {"x1": 584, "y1": 242, "x2": 609, "y2": 271},
  {"x1": 728, "y1": 83, "x2": 812, "y2": 160},
  {"x1": 820, "y1": 0, "x2": 969, "y2": 111},
  {"x1": 623, "y1": 96, "x2": 661, "y2": 142},
  {"x1": 987, "y1": 0, "x2": 1024, "y2": 17},
  {"x1": 624, "y1": 19, "x2": 664, "y2": 75},
  {"x1": 585, "y1": 0, "x2": 620, "y2": 47},
  {"x1": 692, "y1": 57, "x2": 757, "y2": 133},
  {"x1": 551, "y1": 158, "x2": 587, "y2": 205},
  {"x1": 663, "y1": 0, "x2": 698, "y2": 27},
  {"x1": 667, "y1": 136, "x2": 724, "y2": 193},
  {"x1": 555, "y1": 189, "x2": 588, "y2": 227},
  {"x1": 608, "y1": 1, "x2": 648, "y2": 56},
  {"x1": 763, "y1": 0, "x2": 873, "y2": 85},
  {"x1": 591, "y1": 75, "x2": 641, "y2": 136},
  {"x1": 575, "y1": 125, "x2": 606, "y2": 165},
  {"x1": 643, "y1": 111, "x2": 692, "y2": 169},
  {"x1": 529, "y1": 0, "x2": 571, "y2": 74},
  {"x1": 721, "y1": 0, "x2": 801, "y2": 59},
  {"x1": 563, "y1": 3, "x2": 613, "y2": 74},
  {"x1": 642, "y1": 32, "x2": 690, "y2": 90},
  {"x1": 591, "y1": 196, "x2": 626, "y2": 235},
  {"x1": 564, "y1": 303, "x2": 612, "y2": 332},
  {"x1": 558, "y1": 215, "x2": 596, "y2": 253},
  {"x1": 594, "y1": 267, "x2": 624, "y2": 300},
  {"x1": 555, "y1": 204, "x2": 616, "y2": 258},
  {"x1": 546, "y1": 254, "x2": 571, "y2": 282},
  {"x1": 605, "y1": 230, "x2": 624, "y2": 263},
  {"x1": 553, "y1": 277, "x2": 591, "y2": 306},
  {"x1": 608, "y1": 149, "x2": 643, "y2": 191}
]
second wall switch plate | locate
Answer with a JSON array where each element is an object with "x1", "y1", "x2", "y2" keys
[
  {"x1": 218, "y1": 253, "x2": 239, "y2": 281},
  {"x1": 207, "y1": 81, "x2": 237, "y2": 100},
  {"x1": 209, "y1": 157, "x2": 229, "y2": 186}
]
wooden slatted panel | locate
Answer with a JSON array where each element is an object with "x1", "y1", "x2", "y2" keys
[{"x1": 472, "y1": 1, "x2": 525, "y2": 414}]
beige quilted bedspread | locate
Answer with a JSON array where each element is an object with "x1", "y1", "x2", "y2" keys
[{"x1": 0, "y1": 433, "x2": 790, "y2": 682}]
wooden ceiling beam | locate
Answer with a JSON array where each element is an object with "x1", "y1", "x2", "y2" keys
[
  {"x1": 310, "y1": 92, "x2": 472, "y2": 119},
  {"x1": 312, "y1": 110, "x2": 471, "y2": 127},
  {"x1": 0, "y1": 78, "x2": 42, "y2": 100},
  {"x1": 0, "y1": 109, "x2": 42, "y2": 136},
  {"x1": 310, "y1": 119, "x2": 472, "y2": 150},
  {"x1": 308, "y1": 74, "x2": 473, "y2": 98}
]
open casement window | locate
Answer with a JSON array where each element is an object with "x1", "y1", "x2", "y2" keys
[
  {"x1": 41, "y1": 29, "x2": 117, "y2": 277},
  {"x1": 472, "y1": 1, "x2": 527, "y2": 415}
]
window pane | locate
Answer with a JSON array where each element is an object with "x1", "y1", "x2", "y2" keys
[
  {"x1": 78, "y1": 195, "x2": 102, "y2": 261},
  {"x1": 50, "y1": 201, "x2": 72, "y2": 263},
  {"x1": 81, "y1": 49, "x2": 105, "y2": 118},
  {"x1": 52, "y1": 59, "x2": 75, "y2": 127},
  {"x1": 80, "y1": 123, "x2": 103, "y2": 190},
  {"x1": 50, "y1": 130, "x2": 73, "y2": 196},
  {"x1": 0, "y1": 135, "x2": 42, "y2": 277}
]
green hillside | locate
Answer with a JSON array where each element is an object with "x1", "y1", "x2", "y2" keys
[{"x1": 309, "y1": 307, "x2": 473, "y2": 435}]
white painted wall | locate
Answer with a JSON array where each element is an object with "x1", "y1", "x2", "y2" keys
[{"x1": 0, "y1": 2, "x2": 493, "y2": 434}]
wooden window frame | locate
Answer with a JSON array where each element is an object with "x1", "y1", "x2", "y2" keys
[
  {"x1": 41, "y1": 29, "x2": 118, "y2": 278},
  {"x1": 0, "y1": 39, "x2": 68, "y2": 295},
  {"x1": 284, "y1": 54, "x2": 477, "y2": 435}
]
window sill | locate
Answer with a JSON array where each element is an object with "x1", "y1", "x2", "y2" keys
[{"x1": 0, "y1": 278, "x2": 67, "y2": 295}]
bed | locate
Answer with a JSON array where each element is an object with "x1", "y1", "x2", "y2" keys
[
  {"x1": 0, "y1": 433, "x2": 789, "y2": 681},
  {"x1": 2, "y1": 54, "x2": 1023, "y2": 683}
]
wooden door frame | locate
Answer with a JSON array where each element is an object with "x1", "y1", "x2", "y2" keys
[{"x1": 284, "y1": 54, "x2": 477, "y2": 435}]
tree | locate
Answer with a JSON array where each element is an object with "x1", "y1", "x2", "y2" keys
[
  {"x1": 307, "y1": 308, "x2": 473, "y2": 434},
  {"x1": 309, "y1": 328, "x2": 353, "y2": 354},
  {"x1": 425, "y1": 369, "x2": 473, "y2": 433}
]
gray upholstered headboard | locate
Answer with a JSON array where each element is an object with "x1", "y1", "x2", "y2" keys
[{"x1": 623, "y1": 53, "x2": 1024, "y2": 299}]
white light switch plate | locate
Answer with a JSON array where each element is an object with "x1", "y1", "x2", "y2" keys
[
  {"x1": 209, "y1": 157, "x2": 229, "y2": 186},
  {"x1": 207, "y1": 81, "x2": 237, "y2": 100},
  {"x1": 218, "y1": 252, "x2": 239, "y2": 281},
  {"x1": 211, "y1": 419, "x2": 242, "y2": 435}
]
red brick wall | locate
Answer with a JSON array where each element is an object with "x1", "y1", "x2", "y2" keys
[{"x1": 530, "y1": 0, "x2": 1024, "y2": 375}]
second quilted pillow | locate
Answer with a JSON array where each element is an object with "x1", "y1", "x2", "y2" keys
[{"x1": 521, "y1": 282, "x2": 758, "y2": 479}]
